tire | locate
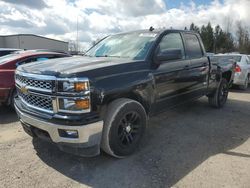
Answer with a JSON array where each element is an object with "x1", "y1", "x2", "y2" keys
[
  {"x1": 101, "y1": 98, "x2": 147, "y2": 158},
  {"x1": 239, "y1": 76, "x2": 249, "y2": 90},
  {"x1": 208, "y1": 78, "x2": 229, "y2": 108}
]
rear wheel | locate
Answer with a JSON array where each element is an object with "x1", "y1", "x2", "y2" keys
[
  {"x1": 208, "y1": 78, "x2": 229, "y2": 108},
  {"x1": 101, "y1": 98, "x2": 147, "y2": 158}
]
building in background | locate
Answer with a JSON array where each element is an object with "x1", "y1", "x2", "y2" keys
[{"x1": 0, "y1": 34, "x2": 68, "y2": 52}]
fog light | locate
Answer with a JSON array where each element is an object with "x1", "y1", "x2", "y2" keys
[{"x1": 58, "y1": 129, "x2": 78, "y2": 138}]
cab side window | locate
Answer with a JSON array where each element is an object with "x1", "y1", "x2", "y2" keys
[
  {"x1": 184, "y1": 34, "x2": 203, "y2": 59},
  {"x1": 159, "y1": 33, "x2": 185, "y2": 59}
]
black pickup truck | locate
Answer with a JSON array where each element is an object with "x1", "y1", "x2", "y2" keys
[{"x1": 15, "y1": 29, "x2": 235, "y2": 158}]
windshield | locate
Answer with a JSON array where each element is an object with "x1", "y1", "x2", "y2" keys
[
  {"x1": 0, "y1": 54, "x2": 20, "y2": 65},
  {"x1": 211, "y1": 55, "x2": 242, "y2": 62},
  {"x1": 85, "y1": 32, "x2": 157, "y2": 60}
]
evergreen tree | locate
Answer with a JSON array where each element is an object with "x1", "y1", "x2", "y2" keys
[
  {"x1": 200, "y1": 23, "x2": 214, "y2": 52},
  {"x1": 189, "y1": 23, "x2": 200, "y2": 33}
]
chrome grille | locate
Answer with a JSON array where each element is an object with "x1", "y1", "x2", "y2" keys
[
  {"x1": 16, "y1": 74, "x2": 52, "y2": 91},
  {"x1": 18, "y1": 89, "x2": 53, "y2": 112}
]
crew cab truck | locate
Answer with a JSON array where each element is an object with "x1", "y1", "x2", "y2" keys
[{"x1": 15, "y1": 29, "x2": 235, "y2": 158}]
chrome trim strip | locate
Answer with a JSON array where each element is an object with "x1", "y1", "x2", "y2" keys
[
  {"x1": 52, "y1": 98, "x2": 58, "y2": 113},
  {"x1": 56, "y1": 90, "x2": 90, "y2": 96}
]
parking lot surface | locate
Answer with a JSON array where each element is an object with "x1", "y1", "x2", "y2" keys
[{"x1": 0, "y1": 88, "x2": 250, "y2": 188}]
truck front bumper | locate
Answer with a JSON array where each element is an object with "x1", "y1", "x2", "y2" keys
[{"x1": 15, "y1": 103, "x2": 104, "y2": 157}]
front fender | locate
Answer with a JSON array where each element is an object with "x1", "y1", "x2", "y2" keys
[{"x1": 92, "y1": 71, "x2": 155, "y2": 116}]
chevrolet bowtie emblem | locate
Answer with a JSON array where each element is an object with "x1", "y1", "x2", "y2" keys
[{"x1": 20, "y1": 85, "x2": 29, "y2": 94}]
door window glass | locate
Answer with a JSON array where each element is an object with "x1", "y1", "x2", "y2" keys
[
  {"x1": 184, "y1": 34, "x2": 203, "y2": 59},
  {"x1": 159, "y1": 33, "x2": 185, "y2": 59}
]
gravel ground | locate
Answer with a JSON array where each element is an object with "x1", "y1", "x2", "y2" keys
[{"x1": 0, "y1": 88, "x2": 250, "y2": 188}]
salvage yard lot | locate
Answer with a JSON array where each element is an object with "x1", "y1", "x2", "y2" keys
[{"x1": 0, "y1": 89, "x2": 250, "y2": 188}]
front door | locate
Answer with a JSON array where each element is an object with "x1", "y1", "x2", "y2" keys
[{"x1": 152, "y1": 32, "x2": 192, "y2": 113}]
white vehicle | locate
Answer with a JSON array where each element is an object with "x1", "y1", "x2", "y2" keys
[
  {"x1": 214, "y1": 54, "x2": 250, "y2": 90},
  {"x1": 233, "y1": 54, "x2": 250, "y2": 90}
]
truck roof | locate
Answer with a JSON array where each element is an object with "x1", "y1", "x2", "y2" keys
[{"x1": 116, "y1": 28, "x2": 198, "y2": 36}]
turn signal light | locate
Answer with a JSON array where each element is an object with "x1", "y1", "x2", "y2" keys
[
  {"x1": 74, "y1": 82, "x2": 88, "y2": 91},
  {"x1": 75, "y1": 99, "x2": 90, "y2": 109}
]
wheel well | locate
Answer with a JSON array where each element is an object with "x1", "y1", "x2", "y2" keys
[
  {"x1": 222, "y1": 71, "x2": 232, "y2": 83},
  {"x1": 104, "y1": 93, "x2": 150, "y2": 115}
]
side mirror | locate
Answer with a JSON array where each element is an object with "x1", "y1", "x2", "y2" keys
[{"x1": 156, "y1": 49, "x2": 182, "y2": 63}]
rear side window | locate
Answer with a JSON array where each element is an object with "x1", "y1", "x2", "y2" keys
[
  {"x1": 159, "y1": 33, "x2": 185, "y2": 59},
  {"x1": 245, "y1": 56, "x2": 250, "y2": 64},
  {"x1": 184, "y1": 34, "x2": 203, "y2": 59}
]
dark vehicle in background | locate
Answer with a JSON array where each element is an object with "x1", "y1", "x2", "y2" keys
[
  {"x1": 0, "y1": 48, "x2": 21, "y2": 57},
  {"x1": 0, "y1": 51, "x2": 71, "y2": 107},
  {"x1": 15, "y1": 29, "x2": 235, "y2": 158}
]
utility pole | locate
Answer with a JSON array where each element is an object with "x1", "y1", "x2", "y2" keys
[{"x1": 76, "y1": 16, "x2": 79, "y2": 53}]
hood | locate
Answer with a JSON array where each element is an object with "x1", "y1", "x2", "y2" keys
[{"x1": 17, "y1": 56, "x2": 139, "y2": 77}]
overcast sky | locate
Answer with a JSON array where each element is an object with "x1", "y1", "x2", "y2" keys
[{"x1": 0, "y1": 0, "x2": 249, "y2": 50}]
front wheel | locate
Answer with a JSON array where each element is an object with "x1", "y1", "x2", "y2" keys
[
  {"x1": 208, "y1": 78, "x2": 229, "y2": 108},
  {"x1": 101, "y1": 98, "x2": 147, "y2": 158}
]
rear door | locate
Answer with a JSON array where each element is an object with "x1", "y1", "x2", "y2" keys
[{"x1": 183, "y1": 33, "x2": 209, "y2": 96}]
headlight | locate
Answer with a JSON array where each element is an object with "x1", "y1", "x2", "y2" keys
[
  {"x1": 56, "y1": 77, "x2": 91, "y2": 113},
  {"x1": 58, "y1": 97, "x2": 90, "y2": 113},
  {"x1": 58, "y1": 78, "x2": 89, "y2": 92}
]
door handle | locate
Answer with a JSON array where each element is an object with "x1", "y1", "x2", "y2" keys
[{"x1": 184, "y1": 65, "x2": 189, "y2": 70}]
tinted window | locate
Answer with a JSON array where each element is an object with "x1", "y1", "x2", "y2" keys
[
  {"x1": 184, "y1": 34, "x2": 203, "y2": 58},
  {"x1": 159, "y1": 33, "x2": 185, "y2": 59}
]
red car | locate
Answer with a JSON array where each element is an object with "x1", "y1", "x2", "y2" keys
[{"x1": 0, "y1": 51, "x2": 71, "y2": 107}]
